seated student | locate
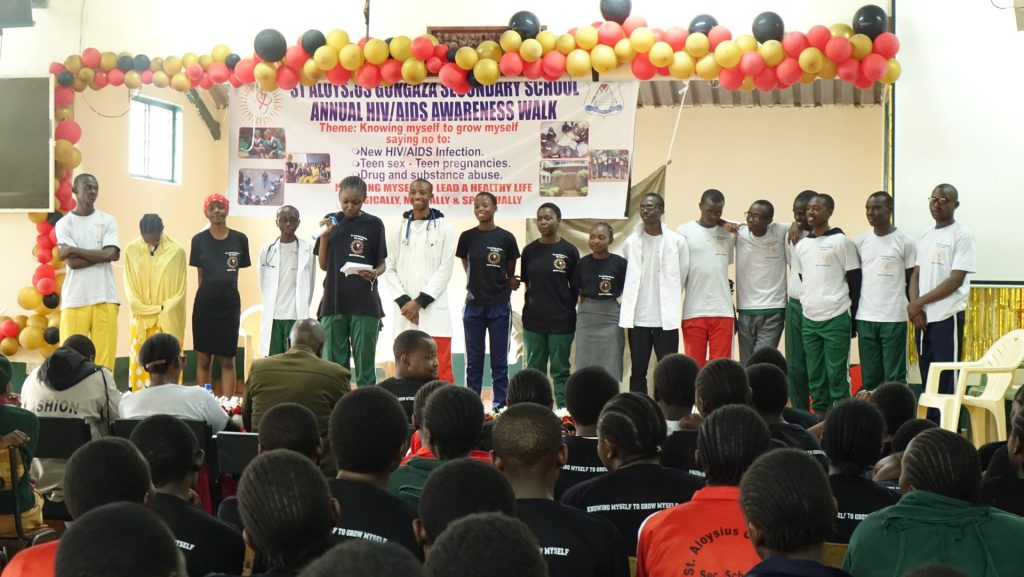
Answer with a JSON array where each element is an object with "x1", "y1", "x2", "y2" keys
[
  {"x1": 740, "y1": 449, "x2": 853, "y2": 577},
  {"x1": 1, "y1": 437, "x2": 153, "y2": 577},
  {"x1": 844, "y1": 428, "x2": 1024, "y2": 576},
  {"x1": 478, "y1": 367, "x2": 555, "y2": 452},
  {"x1": 129, "y1": 415, "x2": 245, "y2": 577},
  {"x1": 561, "y1": 392, "x2": 703, "y2": 558},
  {"x1": 119, "y1": 334, "x2": 230, "y2": 432},
  {"x1": 388, "y1": 385, "x2": 486, "y2": 509},
  {"x1": 982, "y1": 386, "x2": 1024, "y2": 480},
  {"x1": 297, "y1": 540, "x2": 423, "y2": 577},
  {"x1": 980, "y1": 405, "x2": 1024, "y2": 516},
  {"x1": 654, "y1": 355, "x2": 703, "y2": 473},
  {"x1": 54, "y1": 502, "x2": 185, "y2": 577},
  {"x1": 863, "y1": 381, "x2": 916, "y2": 456},
  {"x1": 328, "y1": 388, "x2": 421, "y2": 557},
  {"x1": 696, "y1": 358, "x2": 752, "y2": 417},
  {"x1": 0, "y1": 354, "x2": 45, "y2": 539},
  {"x1": 555, "y1": 367, "x2": 619, "y2": 498},
  {"x1": 492, "y1": 403, "x2": 629, "y2": 577},
  {"x1": 820, "y1": 399, "x2": 896, "y2": 544},
  {"x1": 636, "y1": 405, "x2": 771, "y2": 577},
  {"x1": 377, "y1": 330, "x2": 440, "y2": 422},
  {"x1": 424, "y1": 512, "x2": 547, "y2": 577},
  {"x1": 748, "y1": 362, "x2": 828, "y2": 470},
  {"x1": 746, "y1": 347, "x2": 819, "y2": 429},
  {"x1": 872, "y1": 418, "x2": 938, "y2": 488},
  {"x1": 404, "y1": 379, "x2": 448, "y2": 459}
]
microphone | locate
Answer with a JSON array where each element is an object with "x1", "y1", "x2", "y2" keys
[{"x1": 312, "y1": 215, "x2": 338, "y2": 241}]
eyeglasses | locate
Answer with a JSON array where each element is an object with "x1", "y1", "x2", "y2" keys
[
  {"x1": 744, "y1": 212, "x2": 767, "y2": 220},
  {"x1": 928, "y1": 197, "x2": 951, "y2": 205}
]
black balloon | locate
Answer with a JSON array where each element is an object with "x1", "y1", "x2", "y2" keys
[
  {"x1": 43, "y1": 294, "x2": 60, "y2": 311},
  {"x1": 600, "y1": 0, "x2": 632, "y2": 24},
  {"x1": 852, "y1": 5, "x2": 888, "y2": 39},
  {"x1": 225, "y1": 53, "x2": 241, "y2": 70},
  {"x1": 301, "y1": 29, "x2": 327, "y2": 56},
  {"x1": 752, "y1": 11, "x2": 784, "y2": 43},
  {"x1": 688, "y1": 14, "x2": 718, "y2": 35},
  {"x1": 509, "y1": 11, "x2": 541, "y2": 40},
  {"x1": 116, "y1": 55, "x2": 134, "y2": 72},
  {"x1": 132, "y1": 54, "x2": 150, "y2": 72},
  {"x1": 467, "y1": 70, "x2": 481, "y2": 89},
  {"x1": 446, "y1": 45, "x2": 459, "y2": 63},
  {"x1": 43, "y1": 326, "x2": 59, "y2": 345},
  {"x1": 57, "y1": 71, "x2": 74, "y2": 87},
  {"x1": 46, "y1": 212, "x2": 62, "y2": 226},
  {"x1": 254, "y1": 29, "x2": 288, "y2": 62}
]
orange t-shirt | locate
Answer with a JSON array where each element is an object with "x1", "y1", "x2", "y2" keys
[
  {"x1": 400, "y1": 443, "x2": 492, "y2": 466},
  {"x1": 1, "y1": 540, "x2": 57, "y2": 577},
  {"x1": 636, "y1": 485, "x2": 760, "y2": 577}
]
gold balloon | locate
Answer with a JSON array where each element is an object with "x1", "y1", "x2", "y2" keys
[
  {"x1": 735, "y1": 34, "x2": 758, "y2": 53},
  {"x1": 54, "y1": 139, "x2": 74, "y2": 164},
  {"x1": 401, "y1": 58, "x2": 427, "y2": 84},
  {"x1": 801, "y1": 71, "x2": 817, "y2": 84},
  {"x1": 0, "y1": 337, "x2": 19, "y2": 357},
  {"x1": 575, "y1": 25, "x2": 599, "y2": 50},
  {"x1": 473, "y1": 58, "x2": 500, "y2": 85},
  {"x1": 741, "y1": 77, "x2": 755, "y2": 91},
  {"x1": 64, "y1": 55, "x2": 83, "y2": 74},
  {"x1": 648, "y1": 42, "x2": 673, "y2": 68},
  {"x1": 124, "y1": 70, "x2": 142, "y2": 89},
  {"x1": 613, "y1": 38, "x2": 636, "y2": 63},
  {"x1": 500, "y1": 30, "x2": 522, "y2": 53},
  {"x1": 390, "y1": 36, "x2": 413, "y2": 61},
  {"x1": 198, "y1": 54, "x2": 213, "y2": 70},
  {"x1": 326, "y1": 29, "x2": 350, "y2": 51},
  {"x1": 302, "y1": 59, "x2": 324, "y2": 80},
  {"x1": 55, "y1": 107, "x2": 73, "y2": 121},
  {"x1": 758, "y1": 40, "x2": 784, "y2": 67},
  {"x1": 695, "y1": 53, "x2": 720, "y2": 80},
  {"x1": 535, "y1": 30, "x2": 557, "y2": 54},
  {"x1": 151, "y1": 70, "x2": 170, "y2": 88},
  {"x1": 149, "y1": 57, "x2": 163, "y2": 72},
  {"x1": 668, "y1": 51, "x2": 696, "y2": 79},
  {"x1": 476, "y1": 40, "x2": 502, "y2": 61},
  {"x1": 72, "y1": 78, "x2": 88, "y2": 92},
  {"x1": 19, "y1": 327, "x2": 43, "y2": 351},
  {"x1": 314, "y1": 45, "x2": 339, "y2": 71},
  {"x1": 629, "y1": 27, "x2": 655, "y2": 54},
  {"x1": 830, "y1": 23, "x2": 854, "y2": 38},
  {"x1": 27, "y1": 314, "x2": 47, "y2": 329},
  {"x1": 77, "y1": 67, "x2": 95, "y2": 83},
  {"x1": 339, "y1": 44, "x2": 365, "y2": 71},
  {"x1": 798, "y1": 47, "x2": 824, "y2": 74},
  {"x1": 555, "y1": 34, "x2": 576, "y2": 56},
  {"x1": 181, "y1": 52, "x2": 199, "y2": 67},
  {"x1": 850, "y1": 34, "x2": 872, "y2": 60},
  {"x1": 819, "y1": 59, "x2": 838, "y2": 80},
  {"x1": 17, "y1": 286, "x2": 42, "y2": 310},
  {"x1": 714, "y1": 40, "x2": 742, "y2": 69},
  {"x1": 590, "y1": 44, "x2": 617, "y2": 73},
  {"x1": 363, "y1": 39, "x2": 390, "y2": 65},
  {"x1": 39, "y1": 342, "x2": 57, "y2": 357},
  {"x1": 565, "y1": 49, "x2": 592, "y2": 77},
  {"x1": 163, "y1": 55, "x2": 183, "y2": 76},
  {"x1": 519, "y1": 39, "x2": 543, "y2": 62},
  {"x1": 254, "y1": 62, "x2": 278, "y2": 89},
  {"x1": 685, "y1": 33, "x2": 710, "y2": 58},
  {"x1": 211, "y1": 44, "x2": 231, "y2": 63},
  {"x1": 171, "y1": 72, "x2": 192, "y2": 92},
  {"x1": 454, "y1": 46, "x2": 478, "y2": 70},
  {"x1": 99, "y1": 51, "x2": 117, "y2": 71},
  {"x1": 14, "y1": 315, "x2": 27, "y2": 329},
  {"x1": 49, "y1": 250, "x2": 64, "y2": 270},
  {"x1": 28, "y1": 212, "x2": 47, "y2": 224},
  {"x1": 881, "y1": 58, "x2": 901, "y2": 84},
  {"x1": 48, "y1": 311, "x2": 61, "y2": 328}
]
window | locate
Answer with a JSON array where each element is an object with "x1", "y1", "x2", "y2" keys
[{"x1": 129, "y1": 96, "x2": 182, "y2": 183}]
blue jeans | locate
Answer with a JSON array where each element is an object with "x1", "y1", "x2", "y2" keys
[{"x1": 464, "y1": 302, "x2": 512, "y2": 408}]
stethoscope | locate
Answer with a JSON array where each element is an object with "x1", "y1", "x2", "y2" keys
[
  {"x1": 403, "y1": 210, "x2": 438, "y2": 246},
  {"x1": 261, "y1": 237, "x2": 298, "y2": 268}
]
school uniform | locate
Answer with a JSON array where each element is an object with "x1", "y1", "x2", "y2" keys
[
  {"x1": 149, "y1": 492, "x2": 246, "y2": 577},
  {"x1": 327, "y1": 478, "x2": 423, "y2": 559},
  {"x1": 786, "y1": 230, "x2": 811, "y2": 410},
  {"x1": 659, "y1": 429, "x2": 700, "y2": 474},
  {"x1": 769, "y1": 422, "x2": 829, "y2": 471},
  {"x1": 747, "y1": 557, "x2": 853, "y2": 577},
  {"x1": 257, "y1": 237, "x2": 315, "y2": 356},
  {"x1": 980, "y1": 473, "x2": 1024, "y2": 516},
  {"x1": 555, "y1": 436, "x2": 606, "y2": 499},
  {"x1": 828, "y1": 474, "x2": 898, "y2": 544},
  {"x1": 574, "y1": 254, "x2": 627, "y2": 381},
  {"x1": 516, "y1": 498, "x2": 630, "y2": 577},
  {"x1": 736, "y1": 223, "x2": 790, "y2": 364},
  {"x1": 190, "y1": 229, "x2": 251, "y2": 359},
  {"x1": 377, "y1": 376, "x2": 428, "y2": 423},
  {"x1": 677, "y1": 222, "x2": 736, "y2": 367}
]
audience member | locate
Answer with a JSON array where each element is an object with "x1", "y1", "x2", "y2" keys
[
  {"x1": 748, "y1": 362, "x2": 828, "y2": 470},
  {"x1": 981, "y1": 386, "x2": 1024, "y2": 479},
  {"x1": 654, "y1": 354, "x2": 702, "y2": 473},
  {"x1": 0, "y1": 354, "x2": 44, "y2": 539},
  {"x1": 404, "y1": 379, "x2": 448, "y2": 458},
  {"x1": 415, "y1": 458, "x2": 516, "y2": 552},
  {"x1": 746, "y1": 347, "x2": 819, "y2": 428},
  {"x1": 297, "y1": 541, "x2": 423, "y2": 577},
  {"x1": 980, "y1": 401, "x2": 1024, "y2": 515},
  {"x1": 556, "y1": 366, "x2": 618, "y2": 498},
  {"x1": 872, "y1": 418, "x2": 938, "y2": 486},
  {"x1": 424, "y1": 513, "x2": 546, "y2": 577},
  {"x1": 506, "y1": 367, "x2": 555, "y2": 408},
  {"x1": 695, "y1": 358, "x2": 751, "y2": 416},
  {"x1": 866, "y1": 381, "x2": 917, "y2": 455},
  {"x1": 377, "y1": 330, "x2": 439, "y2": 422},
  {"x1": 636, "y1": 405, "x2": 770, "y2": 577}
]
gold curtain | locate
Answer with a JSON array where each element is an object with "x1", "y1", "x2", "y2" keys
[{"x1": 907, "y1": 287, "x2": 1024, "y2": 364}]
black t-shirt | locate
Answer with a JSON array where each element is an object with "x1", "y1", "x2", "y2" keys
[
  {"x1": 770, "y1": 422, "x2": 829, "y2": 471},
  {"x1": 377, "y1": 377, "x2": 427, "y2": 423},
  {"x1": 984, "y1": 444, "x2": 1013, "y2": 479},
  {"x1": 555, "y1": 436, "x2": 606, "y2": 499},
  {"x1": 560, "y1": 462, "x2": 703, "y2": 556},
  {"x1": 574, "y1": 254, "x2": 627, "y2": 300},
  {"x1": 149, "y1": 492, "x2": 246, "y2": 577},
  {"x1": 455, "y1": 227, "x2": 520, "y2": 306},
  {"x1": 521, "y1": 239, "x2": 580, "y2": 333},
  {"x1": 828, "y1": 474, "x2": 898, "y2": 544},
  {"x1": 980, "y1": 474, "x2": 1024, "y2": 516},
  {"x1": 190, "y1": 229, "x2": 251, "y2": 302},
  {"x1": 314, "y1": 212, "x2": 387, "y2": 318},
  {"x1": 782, "y1": 407, "x2": 820, "y2": 429},
  {"x1": 327, "y1": 477, "x2": 423, "y2": 559},
  {"x1": 516, "y1": 498, "x2": 630, "y2": 577},
  {"x1": 660, "y1": 430, "x2": 700, "y2": 474}
]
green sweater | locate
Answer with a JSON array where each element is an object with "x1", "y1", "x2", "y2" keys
[
  {"x1": 0, "y1": 405, "x2": 40, "y2": 515},
  {"x1": 844, "y1": 490, "x2": 1024, "y2": 577},
  {"x1": 386, "y1": 457, "x2": 445, "y2": 511}
]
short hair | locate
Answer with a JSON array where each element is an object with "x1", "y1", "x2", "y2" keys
[
  {"x1": 695, "y1": 358, "x2": 750, "y2": 416},
  {"x1": 746, "y1": 346, "x2": 787, "y2": 373},
  {"x1": 475, "y1": 191, "x2": 497, "y2": 205},
  {"x1": 393, "y1": 329, "x2": 433, "y2": 359},
  {"x1": 537, "y1": 202, "x2": 562, "y2": 220},
  {"x1": 422, "y1": 385, "x2": 484, "y2": 459},
  {"x1": 339, "y1": 175, "x2": 368, "y2": 198},
  {"x1": 903, "y1": 565, "x2": 969, "y2": 577},
  {"x1": 139, "y1": 213, "x2": 164, "y2": 235},
  {"x1": 751, "y1": 200, "x2": 775, "y2": 219},
  {"x1": 794, "y1": 189, "x2": 817, "y2": 204},
  {"x1": 410, "y1": 178, "x2": 433, "y2": 194},
  {"x1": 64, "y1": 438, "x2": 152, "y2": 519},
  {"x1": 901, "y1": 428, "x2": 981, "y2": 503},
  {"x1": 238, "y1": 450, "x2": 334, "y2": 571},
  {"x1": 811, "y1": 193, "x2": 835, "y2": 212},
  {"x1": 739, "y1": 449, "x2": 835, "y2": 553},
  {"x1": 700, "y1": 188, "x2": 725, "y2": 205},
  {"x1": 653, "y1": 354, "x2": 699, "y2": 409},
  {"x1": 55, "y1": 503, "x2": 180, "y2": 577},
  {"x1": 258, "y1": 403, "x2": 321, "y2": 458},
  {"x1": 820, "y1": 399, "x2": 885, "y2": 476},
  {"x1": 418, "y1": 458, "x2": 516, "y2": 543},
  {"x1": 129, "y1": 415, "x2": 198, "y2": 487},
  {"x1": 491, "y1": 403, "x2": 563, "y2": 475},
  {"x1": 412, "y1": 379, "x2": 448, "y2": 428},
  {"x1": 891, "y1": 418, "x2": 938, "y2": 453},
  {"x1": 868, "y1": 190, "x2": 894, "y2": 208},
  {"x1": 597, "y1": 392, "x2": 666, "y2": 463},
  {"x1": 425, "y1": 513, "x2": 546, "y2": 577},
  {"x1": 330, "y1": 387, "x2": 408, "y2": 475},
  {"x1": 747, "y1": 363, "x2": 790, "y2": 416},
  {"x1": 506, "y1": 368, "x2": 554, "y2": 408},
  {"x1": 138, "y1": 333, "x2": 182, "y2": 375},
  {"x1": 565, "y1": 366, "x2": 620, "y2": 426},
  {"x1": 62, "y1": 334, "x2": 96, "y2": 360},
  {"x1": 934, "y1": 183, "x2": 959, "y2": 201},
  {"x1": 298, "y1": 540, "x2": 423, "y2": 577},
  {"x1": 72, "y1": 172, "x2": 96, "y2": 189},
  {"x1": 697, "y1": 404, "x2": 771, "y2": 485},
  {"x1": 642, "y1": 192, "x2": 665, "y2": 210},
  {"x1": 871, "y1": 382, "x2": 917, "y2": 436},
  {"x1": 591, "y1": 222, "x2": 614, "y2": 242}
]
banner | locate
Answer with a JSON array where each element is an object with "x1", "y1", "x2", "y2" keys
[{"x1": 227, "y1": 79, "x2": 639, "y2": 219}]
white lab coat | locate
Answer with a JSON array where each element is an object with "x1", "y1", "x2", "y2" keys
[
  {"x1": 383, "y1": 211, "x2": 456, "y2": 337},
  {"x1": 257, "y1": 237, "x2": 316, "y2": 355},
  {"x1": 619, "y1": 223, "x2": 689, "y2": 330}
]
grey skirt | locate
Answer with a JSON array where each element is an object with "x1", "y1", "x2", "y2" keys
[{"x1": 575, "y1": 298, "x2": 625, "y2": 381}]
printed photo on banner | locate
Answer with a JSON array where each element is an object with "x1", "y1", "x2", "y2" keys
[
  {"x1": 540, "y1": 159, "x2": 588, "y2": 197},
  {"x1": 590, "y1": 149, "x2": 629, "y2": 182},
  {"x1": 285, "y1": 153, "x2": 332, "y2": 184},
  {"x1": 427, "y1": 26, "x2": 513, "y2": 50},
  {"x1": 238, "y1": 169, "x2": 285, "y2": 206},
  {"x1": 540, "y1": 121, "x2": 589, "y2": 159},
  {"x1": 238, "y1": 127, "x2": 287, "y2": 159}
]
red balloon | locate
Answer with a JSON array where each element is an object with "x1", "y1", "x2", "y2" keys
[
  {"x1": 229, "y1": 73, "x2": 243, "y2": 87},
  {"x1": 438, "y1": 63, "x2": 468, "y2": 92},
  {"x1": 776, "y1": 57, "x2": 803, "y2": 85},
  {"x1": 54, "y1": 86, "x2": 74, "y2": 107},
  {"x1": 358, "y1": 37, "x2": 369, "y2": 49},
  {"x1": 186, "y1": 63, "x2": 204, "y2": 82},
  {"x1": 854, "y1": 74, "x2": 875, "y2": 90},
  {"x1": 825, "y1": 37, "x2": 852, "y2": 64},
  {"x1": 837, "y1": 59, "x2": 860, "y2": 83},
  {"x1": 411, "y1": 36, "x2": 434, "y2": 61},
  {"x1": 93, "y1": 70, "x2": 109, "y2": 89},
  {"x1": 598, "y1": 21, "x2": 625, "y2": 46},
  {"x1": 108, "y1": 68, "x2": 125, "y2": 86},
  {"x1": 55, "y1": 120, "x2": 82, "y2": 144},
  {"x1": 36, "y1": 221, "x2": 53, "y2": 235},
  {"x1": 356, "y1": 64, "x2": 382, "y2": 89},
  {"x1": 36, "y1": 277, "x2": 55, "y2": 296},
  {"x1": 782, "y1": 32, "x2": 808, "y2": 58},
  {"x1": 426, "y1": 56, "x2": 443, "y2": 74},
  {"x1": 434, "y1": 44, "x2": 449, "y2": 60},
  {"x1": 499, "y1": 52, "x2": 524, "y2": 77},
  {"x1": 872, "y1": 32, "x2": 900, "y2": 59},
  {"x1": 622, "y1": 15, "x2": 647, "y2": 36},
  {"x1": 64, "y1": 198, "x2": 77, "y2": 212},
  {"x1": 522, "y1": 59, "x2": 544, "y2": 79},
  {"x1": 285, "y1": 45, "x2": 310, "y2": 71},
  {"x1": 862, "y1": 53, "x2": 888, "y2": 81},
  {"x1": 739, "y1": 52, "x2": 765, "y2": 77},
  {"x1": 326, "y1": 65, "x2": 352, "y2": 84},
  {"x1": 719, "y1": 67, "x2": 745, "y2": 91},
  {"x1": 651, "y1": 28, "x2": 664, "y2": 43},
  {"x1": 542, "y1": 67, "x2": 563, "y2": 82},
  {"x1": 235, "y1": 59, "x2": 257, "y2": 84},
  {"x1": 37, "y1": 234, "x2": 54, "y2": 251},
  {"x1": 754, "y1": 66, "x2": 778, "y2": 92},
  {"x1": 48, "y1": 228, "x2": 57, "y2": 246},
  {"x1": 198, "y1": 73, "x2": 213, "y2": 90},
  {"x1": 381, "y1": 59, "x2": 403, "y2": 84},
  {"x1": 0, "y1": 319, "x2": 18, "y2": 339},
  {"x1": 37, "y1": 249, "x2": 52, "y2": 264},
  {"x1": 541, "y1": 51, "x2": 566, "y2": 78},
  {"x1": 663, "y1": 27, "x2": 688, "y2": 51},
  {"x1": 81, "y1": 48, "x2": 101, "y2": 69},
  {"x1": 276, "y1": 65, "x2": 299, "y2": 90},
  {"x1": 630, "y1": 53, "x2": 656, "y2": 81},
  {"x1": 49, "y1": 62, "x2": 66, "y2": 75},
  {"x1": 252, "y1": 53, "x2": 263, "y2": 64},
  {"x1": 36, "y1": 264, "x2": 55, "y2": 279},
  {"x1": 141, "y1": 70, "x2": 154, "y2": 85},
  {"x1": 707, "y1": 26, "x2": 732, "y2": 50},
  {"x1": 208, "y1": 62, "x2": 230, "y2": 84},
  {"x1": 806, "y1": 26, "x2": 831, "y2": 51}
]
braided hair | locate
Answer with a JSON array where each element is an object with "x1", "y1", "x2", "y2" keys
[
  {"x1": 330, "y1": 387, "x2": 409, "y2": 475},
  {"x1": 412, "y1": 379, "x2": 449, "y2": 430},
  {"x1": 871, "y1": 382, "x2": 917, "y2": 436},
  {"x1": 597, "y1": 392, "x2": 666, "y2": 466},
  {"x1": 653, "y1": 353, "x2": 699, "y2": 409},
  {"x1": 695, "y1": 358, "x2": 750, "y2": 416},
  {"x1": 422, "y1": 385, "x2": 484, "y2": 460},
  {"x1": 901, "y1": 428, "x2": 981, "y2": 503},
  {"x1": 425, "y1": 513, "x2": 546, "y2": 577},
  {"x1": 820, "y1": 399, "x2": 885, "y2": 476},
  {"x1": 697, "y1": 404, "x2": 771, "y2": 485},
  {"x1": 507, "y1": 368, "x2": 554, "y2": 408},
  {"x1": 564, "y1": 366, "x2": 619, "y2": 427}
]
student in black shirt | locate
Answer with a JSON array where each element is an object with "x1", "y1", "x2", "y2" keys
[
  {"x1": 492, "y1": 403, "x2": 629, "y2": 577},
  {"x1": 748, "y1": 363, "x2": 828, "y2": 471},
  {"x1": 864, "y1": 381, "x2": 917, "y2": 457},
  {"x1": 556, "y1": 367, "x2": 618, "y2": 498},
  {"x1": 560, "y1": 392, "x2": 703, "y2": 556},
  {"x1": 980, "y1": 403, "x2": 1024, "y2": 516},
  {"x1": 696, "y1": 358, "x2": 752, "y2": 417},
  {"x1": 746, "y1": 346, "x2": 820, "y2": 429},
  {"x1": 521, "y1": 203, "x2": 579, "y2": 407},
  {"x1": 574, "y1": 223, "x2": 628, "y2": 381},
  {"x1": 872, "y1": 418, "x2": 938, "y2": 490},
  {"x1": 129, "y1": 415, "x2": 246, "y2": 577},
  {"x1": 654, "y1": 354, "x2": 702, "y2": 474},
  {"x1": 456, "y1": 192, "x2": 520, "y2": 408},
  {"x1": 425, "y1": 512, "x2": 547, "y2": 577},
  {"x1": 377, "y1": 330, "x2": 439, "y2": 423},
  {"x1": 820, "y1": 399, "x2": 896, "y2": 543},
  {"x1": 315, "y1": 176, "x2": 387, "y2": 388},
  {"x1": 328, "y1": 387, "x2": 423, "y2": 558}
]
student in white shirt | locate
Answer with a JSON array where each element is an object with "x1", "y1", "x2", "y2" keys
[
  {"x1": 735, "y1": 200, "x2": 790, "y2": 365},
  {"x1": 258, "y1": 205, "x2": 316, "y2": 356},
  {"x1": 909, "y1": 184, "x2": 976, "y2": 406},
  {"x1": 855, "y1": 192, "x2": 916, "y2": 390},
  {"x1": 793, "y1": 194, "x2": 861, "y2": 415},
  {"x1": 620, "y1": 193, "x2": 689, "y2": 394},
  {"x1": 784, "y1": 190, "x2": 817, "y2": 411},
  {"x1": 677, "y1": 189, "x2": 735, "y2": 367}
]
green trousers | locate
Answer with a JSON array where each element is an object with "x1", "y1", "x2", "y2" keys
[
  {"x1": 523, "y1": 330, "x2": 574, "y2": 407},
  {"x1": 268, "y1": 319, "x2": 297, "y2": 356},
  {"x1": 802, "y1": 311, "x2": 852, "y2": 415},
  {"x1": 322, "y1": 314, "x2": 380, "y2": 387},
  {"x1": 856, "y1": 319, "x2": 908, "y2": 391},
  {"x1": 785, "y1": 299, "x2": 810, "y2": 411}
]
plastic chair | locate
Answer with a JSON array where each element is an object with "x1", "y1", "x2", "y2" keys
[
  {"x1": 959, "y1": 331, "x2": 1024, "y2": 447},
  {"x1": 821, "y1": 543, "x2": 848, "y2": 568},
  {"x1": 238, "y1": 305, "x2": 263, "y2": 380},
  {"x1": 917, "y1": 329, "x2": 1024, "y2": 439},
  {"x1": 0, "y1": 447, "x2": 58, "y2": 563},
  {"x1": 35, "y1": 418, "x2": 92, "y2": 522}
]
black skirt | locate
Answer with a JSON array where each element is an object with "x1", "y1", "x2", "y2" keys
[{"x1": 192, "y1": 294, "x2": 241, "y2": 357}]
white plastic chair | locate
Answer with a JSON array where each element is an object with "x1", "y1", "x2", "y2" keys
[
  {"x1": 238, "y1": 305, "x2": 263, "y2": 380},
  {"x1": 960, "y1": 331, "x2": 1024, "y2": 447}
]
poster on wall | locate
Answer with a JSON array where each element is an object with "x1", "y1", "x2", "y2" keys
[{"x1": 227, "y1": 79, "x2": 639, "y2": 219}]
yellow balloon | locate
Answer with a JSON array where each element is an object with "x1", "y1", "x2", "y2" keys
[
  {"x1": 171, "y1": 72, "x2": 191, "y2": 92},
  {"x1": 17, "y1": 286, "x2": 42, "y2": 310},
  {"x1": 565, "y1": 49, "x2": 592, "y2": 77},
  {"x1": 424, "y1": 34, "x2": 439, "y2": 45},
  {"x1": 64, "y1": 55, "x2": 83, "y2": 74},
  {"x1": 49, "y1": 250, "x2": 64, "y2": 270},
  {"x1": 741, "y1": 77, "x2": 755, "y2": 91},
  {"x1": 77, "y1": 67, "x2": 95, "y2": 83},
  {"x1": 473, "y1": 58, "x2": 500, "y2": 85},
  {"x1": 819, "y1": 58, "x2": 838, "y2": 80},
  {"x1": 151, "y1": 70, "x2": 170, "y2": 88},
  {"x1": 390, "y1": 36, "x2": 413, "y2": 61},
  {"x1": 575, "y1": 25, "x2": 599, "y2": 50},
  {"x1": 163, "y1": 55, "x2": 183, "y2": 76},
  {"x1": 798, "y1": 47, "x2": 824, "y2": 74},
  {"x1": 39, "y1": 342, "x2": 57, "y2": 357},
  {"x1": 758, "y1": 40, "x2": 784, "y2": 67},
  {"x1": 72, "y1": 78, "x2": 88, "y2": 92},
  {"x1": 363, "y1": 38, "x2": 390, "y2": 65},
  {"x1": 149, "y1": 57, "x2": 163, "y2": 72},
  {"x1": 648, "y1": 42, "x2": 673, "y2": 68},
  {"x1": 19, "y1": 327, "x2": 43, "y2": 351},
  {"x1": 48, "y1": 311, "x2": 61, "y2": 328},
  {"x1": 535, "y1": 30, "x2": 557, "y2": 54},
  {"x1": 476, "y1": 40, "x2": 502, "y2": 61},
  {"x1": 181, "y1": 52, "x2": 199, "y2": 67},
  {"x1": 629, "y1": 27, "x2": 655, "y2": 53},
  {"x1": 54, "y1": 139, "x2": 74, "y2": 164},
  {"x1": 339, "y1": 44, "x2": 365, "y2": 71},
  {"x1": 99, "y1": 51, "x2": 117, "y2": 71},
  {"x1": 326, "y1": 29, "x2": 350, "y2": 51},
  {"x1": 211, "y1": 44, "x2": 231, "y2": 63},
  {"x1": 881, "y1": 58, "x2": 901, "y2": 83},
  {"x1": 27, "y1": 314, "x2": 47, "y2": 330},
  {"x1": 556, "y1": 34, "x2": 576, "y2": 56},
  {"x1": 402, "y1": 58, "x2": 427, "y2": 84},
  {"x1": 302, "y1": 59, "x2": 324, "y2": 80},
  {"x1": 685, "y1": 33, "x2": 710, "y2": 58},
  {"x1": 254, "y1": 62, "x2": 277, "y2": 87},
  {"x1": 454, "y1": 46, "x2": 478, "y2": 70},
  {"x1": 668, "y1": 51, "x2": 696, "y2": 79},
  {"x1": 0, "y1": 337, "x2": 19, "y2": 357},
  {"x1": 28, "y1": 212, "x2": 47, "y2": 224},
  {"x1": 850, "y1": 34, "x2": 872, "y2": 60},
  {"x1": 613, "y1": 38, "x2": 636, "y2": 63},
  {"x1": 314, "y1": 45, "x2": 339, "y2": 71},
  {"x1": 830, "y1": 23, "x2": 854, "y2": 38},
  {"x1": 519, "y1": 38, "x2": 543, "y2": 62},
  {"x1": 695, "y1": 53, "x2": 721, "y2": 80},
  {"x1": 714, "y1": 40, "x2": 742, "y2": 69},
  {"x1": 801, "y1": 71, "x2": 817, "y2": 84},
  {"x1": 735, "y1": 34, "x2": 758, "y2": 53},
  {"x1": 14, "y1": 316, "x2": 27, "y2": 329},
  {"x1": 55, "y1": 107, "x2": 73, "y2": 121},
  {"x1": 124, "y1": 70, "x2": 142, "y2": 89},
  {"x1": 590, "y1": 44, "x2": 617, "y2": 73},
  {"x1": 500, "y1": 30, "x2": 522, "y2": 53},
  {"x1": 197, "y1": 54, "x2": 212, "y2": 70}
]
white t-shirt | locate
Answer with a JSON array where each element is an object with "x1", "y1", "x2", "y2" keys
[
  {"x1": 856, "y1": 229, "x2": 917, "y2": 323},
  {"x1": 54, "y1": 210, "x2": 121, "y2": 308},
  {"x1": 677, "y1": 222, "x2": 735, "y2": 319},
  {"x1": 273, "y1": 240, "x2": 300, "y2": 320},
  {"x1": 793, "y1": 232, "x2": 860, "y2": 322},
  {"x1": 633, "y1": 232, "x2": 664, "y2": 327},
  {"x1": 786, "y1": 230, "x2": 809, "y2": 300},
  {"x1": 119, "y1": 385, "x2": 229, "y2": 432},
  {"x1": 915, "y1": 222, "x2": 976, "y2": 323},
  {"x1": 736, "y1": 222, "x2": 789, "y2": 311}
]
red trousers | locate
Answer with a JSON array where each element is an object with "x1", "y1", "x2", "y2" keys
[
  {"x1": 433, "y1": 336, "x2": 454, "y2": 383},
  {"x1": 682, "y1": 317, "x2": 734, "y2": 368}
]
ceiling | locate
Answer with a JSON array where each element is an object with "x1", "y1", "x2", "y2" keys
[{"x1": 638, "y1": 78, "x2": 887, "y2": 108}]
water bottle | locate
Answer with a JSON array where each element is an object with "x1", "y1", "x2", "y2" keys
[{"x1": 204, "y1": 383, "x2": 213, "y2": 394}]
